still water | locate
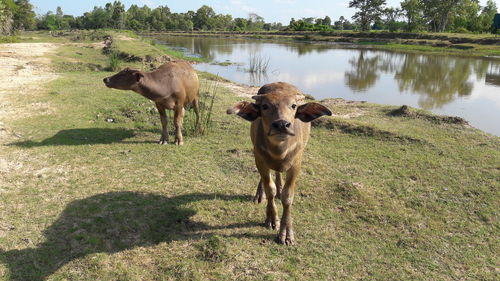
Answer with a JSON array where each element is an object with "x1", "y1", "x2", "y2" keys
[{"x1": 152, "y1": 35, "x2": 500, "y2": 136}]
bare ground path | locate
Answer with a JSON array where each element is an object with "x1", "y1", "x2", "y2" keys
[{"x1": 0, "y1": 43, "x2": 59, "y2": 183}]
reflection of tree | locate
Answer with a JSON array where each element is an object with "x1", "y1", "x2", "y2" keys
[
  {"x1": 285, "y1": 42, "x2": 332, "y2": 56},
  {"x1": 155, "y1": 36, "x2": 235, "y2": 60},
  {"x1": 395, "y1": 55, "x2": 474, "y2": 109},
  {"x1": 344, "y1": 51, "x2": 381, "y2": 92},
  {"x1": 345, "y1": 49, "x2": 495, "y2": 109},
  {"x1": 485, "y1": 61, "x2": 500, "y2": 86}
]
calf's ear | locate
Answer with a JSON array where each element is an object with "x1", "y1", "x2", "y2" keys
[
  {"x1": 295, "y1": 102, "x2": 332, "y2": 122},
  {"x1": 227, "y1": 101, "x2": 260, "y2": 121},
  {"x1": 134, "y1": 72, "x2": 144, "y2": 82}
]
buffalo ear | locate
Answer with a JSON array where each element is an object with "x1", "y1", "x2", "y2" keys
[
  {"x1": 295, "y1": 102, "x2": 332, "y2": 122},
  {"x1": 134, "y1": 72, "x2": 144, "y2": 82},
  {"x1": 227, "y1": 101, "x2": 260, "y2": 121}
]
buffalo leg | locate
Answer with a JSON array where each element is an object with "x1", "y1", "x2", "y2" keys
[
  {"x1": 193, "y1": 98, "x2": 200, "y2": 130},
  {"x1": 156, "y1": 102, "x2": 168, "y2": 144},
  {"x1": 256, "y1": 163, "x2": 279, "y2": 230},
  {"x1": 278, "y1": 164, "x2": 300, "y2": 245},
  {"x1": 173, "y1": 104, "x2": 185, "y2": 145}
]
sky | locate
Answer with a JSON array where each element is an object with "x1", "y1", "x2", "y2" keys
[{"x1": 29, "y1": 0, "x2": 499, "y2": 24}]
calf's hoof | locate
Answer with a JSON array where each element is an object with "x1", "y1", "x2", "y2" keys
[
  {"x1": 265, "y1": 218, "x2": 279, "y2": 230},
  {"x1": 158, "y1": 137, "x2": 168, "y2": 145},
  {"x1": 253, "y1": 183, "x2": 265, "y2": 204},
  {"x1": 174, "y1": 139, "x2": 184, "y2": 145},
  {"x1": 277, "y1": 233, "x2": 295, "y2": 246}
]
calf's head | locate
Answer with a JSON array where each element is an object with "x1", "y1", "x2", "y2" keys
[
  {"x1": 103, "y1": 67, "x2": 144, "y2": 90},
  {"x1": 228, "y1": 90, "x2": 332, "y2": 142}
]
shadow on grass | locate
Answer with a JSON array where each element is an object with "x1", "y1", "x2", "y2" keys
[
  {"x1": 11, "y1": 128, "x2": 138, "y2": 147},
  {"x1": 0, "y1": 192, "x2": 259, "y2": 281}
]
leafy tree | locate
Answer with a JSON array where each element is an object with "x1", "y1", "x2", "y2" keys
[
  {"x1": 337, "y1": 16, "x2": 346, "y2": 30},
  {"x1": 479, "y1": 0, "x2": 498, "y2": 32},
  {"x1": 109, "y1": 1, "x2": 125, "y2": 29},
  {"x1": 0, "y1": 0, "x2": 15, "y2": 34},
  {"x1": 452, "y1": 0, "x2": 481, "y2": 32},
  {"x1": 421, "y1": 0, "x2": 458, "y2": 32},
  {"x1": 13, "y1": 0, "x2": 35, "y2": 30},
  {"x1": 37, "y1": 11, "x2": 57, "y2": 30},
  {"x1": 349, "y1": 0, "x2": 386, "y2": 31},
  {"x1": 323, "y1": 16, "x2": 332, "y2": 27},
  {"x1": 384, "y1": 7, "x2": 402, "y2": 31},
  {"x1": 125, "y1": 5, "x2": 151, "y2": 31},
  {"x1": 247, "y1": 13, "x2": 265, "y2": 30},
  {"x1": 233, "y1": 17, "x2": 247, "y2": 31},
  {"x1": 193, "y1": 5, "x2": 215, "y2": 30},
  {"x1": 400, "y1": 0, "x2": 424, "y2": 31}
]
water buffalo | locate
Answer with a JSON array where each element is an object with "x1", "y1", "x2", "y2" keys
[
  {"x1": 227, "y1": 82, "x2": 332, "y2": 245},
  {"x1": 103, "y1": 61, "x2": 199, "y2": 145}
]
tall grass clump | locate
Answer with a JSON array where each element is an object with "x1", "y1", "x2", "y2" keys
[
  {"x1": 248, "y1": 52, "x2": 270, "y2": 73},
  {"x1": 183, "y1": 76, "x2": 220, "y2": 137},
  {"x1": 107, "y1": 51, "x2": 122, "y2": 71}
]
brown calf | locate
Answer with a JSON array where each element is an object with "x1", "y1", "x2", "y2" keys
[
  {"x1": 103, "y1": 61, "x2": 200, "y2": 145},
  {"x1": 228, "y1": 82, "x2": 332, "y2": 245}
]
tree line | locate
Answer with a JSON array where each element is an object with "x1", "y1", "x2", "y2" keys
[{"x1": 0, "y1": 0, "x2": 498, "y2": 35}]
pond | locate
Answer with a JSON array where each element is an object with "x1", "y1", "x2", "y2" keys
[{"x1": 151, "y1": 35, "x2": 500, "y2": 136}]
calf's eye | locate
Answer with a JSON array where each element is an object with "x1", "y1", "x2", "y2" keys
[
  {"x1": 291, "y1": 104, "x2": 297, "y2": 109},
  {"x1": 262, "y1": 104, "x2": 269, "y2": 110}
]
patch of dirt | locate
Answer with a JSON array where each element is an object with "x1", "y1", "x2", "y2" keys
[
  {"x1": 0, "y1": 43, "x2": 60, "y2": 187},
  {"x1": 389, "y1": 105, "x2": 469, "y2": 126},
  {"x1": 321, "y1": 98, "x2": 366, "y2": 119},
  {"x1": 115, "y1": 35, "x2": 135, "y2": 41},
  {"x1": 0, "y1": 43, "x2": 59, "y2": 143},
  {"x1": 220, "y1": 81, "x2": 260, "y2": 98}
]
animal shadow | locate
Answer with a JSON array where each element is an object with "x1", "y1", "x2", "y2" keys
[
  {"x1": 0, "y1": 192, "x2": 252, "y2": 281},
  {"x1": 11, "y1": 128, "x2": 137, "y2": 147}
]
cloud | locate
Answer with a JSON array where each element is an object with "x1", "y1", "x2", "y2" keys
[
  {"x1": 230, "y1": 0, "x2": 259, "y2": 14},
  {"x1": 273, "y1": 0, "x2": 298, "y2": 4},
  {"x1": 140, "y1": 0, "x2": 157, "y2": 7}
]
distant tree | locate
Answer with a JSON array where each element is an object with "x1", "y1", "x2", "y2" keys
[
  {"x1": 349, "y1": 0, "x2": 386, "y2": 31},
  {"x1": 13, "y1": 0, "x2": 35, "y2": 30},
  {"x1": 110, "y1": 1, "x2": 125, "y2": 29},
  {"x1": 323, "y1": 16, "x2": 332, "y2": 27},
  {"x1": 452, "y1": 0, "x2": 481, "y2": 32},
  {"x1": 0, "y1": 0, "x2": 15, "y2": 34},
  {"x1": 212, "y1": 14, "x2": 232, "y2": 30},
  {"x1": 193, "y1": 5, "x2": 215, "y2": 30},
  {"x1": 233, "y1": 17, "x2": 247, "y2": 31},
  {"x1": 421, "y1": 0, "x2": 458, "y2": 32},
  {"x1": 125, "y1": 5, "x2": 151, "y2": 31},
  {"x1": 247, "y1": 13, "x2": 265, "y2": 30},
  {"x1": 400, "y1": 0, "x2": 424, "y2": 31},
  {"x1": 384, "y1": 7, "x2": 402, "y2": 31},
  {"x1": 37, "y1": 11, "x2": 57, "y2": 30},
  {"x1": 337, "y1": 16, "x2": 346, "y2": 30},
  {"x1": 479, "y1": 0, "x2": 498, "y2": 32}
]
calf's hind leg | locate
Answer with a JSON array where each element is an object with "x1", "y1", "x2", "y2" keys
[{"x1": 173, "y1": 104, "x2": 185, "y2": 145}]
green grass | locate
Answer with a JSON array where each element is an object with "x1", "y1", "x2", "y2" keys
[
  {"x1": 0, "y1": 31, "x2": 499, "y2": 281},
  {"x1": 0, "y1": 36, "x2": 19, "y2": 43}
]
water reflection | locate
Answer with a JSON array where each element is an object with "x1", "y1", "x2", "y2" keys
[
  {"x1": 344, "y1": 50, "x2": 500, "y2": 109},
  {"x1": 151, "y1": 35, "x2": 500, "y2": 135}
]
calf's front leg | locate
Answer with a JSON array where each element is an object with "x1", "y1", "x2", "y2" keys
[
  {"x1": 256, "y1": 163, "x2": 279, "y2": 230},
  {"x1": 278, "y1": 164, "x2": 300, "y2": 245},
  {"x1": 156, "y1": 103, "x2": 168, "y2": 144}
]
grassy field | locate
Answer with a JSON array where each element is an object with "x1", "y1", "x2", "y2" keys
[{"x1": 0, "y1": 31, "x2": 499, "y2": 280}]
